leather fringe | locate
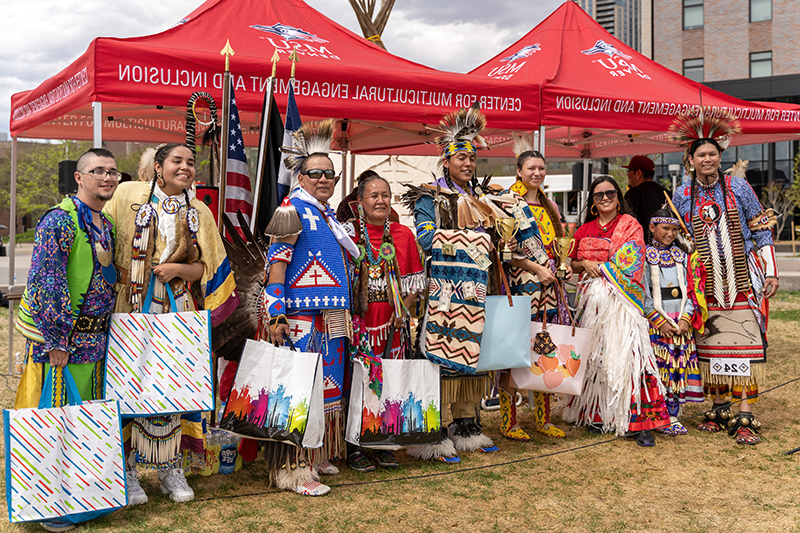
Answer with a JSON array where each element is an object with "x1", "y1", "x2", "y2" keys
[{"x1": 441, "y1": 375, "x2": 492, "y2": 405}]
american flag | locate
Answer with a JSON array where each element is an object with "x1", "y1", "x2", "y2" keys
[{"x1": 224, "y1": 78, "x2": 253, "y2": 238}]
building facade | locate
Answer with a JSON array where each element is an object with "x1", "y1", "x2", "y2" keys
[
  {"x1": 650, "y1": 0, "x2": 800, "y2": 199},
  {"x1": 574, "y1": 0, "x2": 643, "y2": 52}
]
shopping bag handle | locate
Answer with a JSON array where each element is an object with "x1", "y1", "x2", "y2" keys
[
  {"x1": 552, "y1": 281, "x2": 578, "y2": 336},
  {"x1": 141, "y1": 275, "x2": 178, "y2": 313},
  {"x1": 38, "y1": 365, "x2": 83, "y2": 409},
  {"x1": 281, "y1": 332, "x2": 297, "y2": 352},
  {"x1": 382, "y1": 324, "x2": 396, "y2": 359}
]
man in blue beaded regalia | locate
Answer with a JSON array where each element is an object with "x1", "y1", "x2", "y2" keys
[{"x1": 263, "y1": 119, "x2": 359, "y2": 496}]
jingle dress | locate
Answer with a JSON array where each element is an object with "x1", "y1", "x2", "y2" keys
[{"x1": 563, "y1": 213, "x2": 669, "y2": 435}]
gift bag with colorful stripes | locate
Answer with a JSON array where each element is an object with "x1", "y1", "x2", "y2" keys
[
  {"x1": 103, "y1": 282, "x2": 214, "y2": 416},
  {"x1": 4, "y1": 367, "x2": 127, "y2": 525}
]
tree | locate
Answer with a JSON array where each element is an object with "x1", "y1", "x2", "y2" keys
[
  {"x1": 760, "y1": 181, "x2": 793, "y2": 239},
  {"x1": 15, "y1": 141, "x2": 92, "y2": 221}
]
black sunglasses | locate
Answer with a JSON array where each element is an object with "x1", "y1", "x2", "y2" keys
[
  {"x1": 304, "y1": 169, "x2": 336, "y2": 180},
  {"x1": 592, "y1": 190, "x2": 618, "y2": 202}
]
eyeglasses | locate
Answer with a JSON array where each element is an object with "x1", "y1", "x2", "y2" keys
[
  {"x1": 303, "y1": 169, "x2": 336, "y2": 180},
  {"x1": 81, "y1": 169, "x2": 122, "y2": 181},
  {"x1": 592, "y1": 190, "x2": 618, "y2": 202}
]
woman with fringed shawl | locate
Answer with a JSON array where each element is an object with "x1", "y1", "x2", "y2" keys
[
  {"x1": 563, "y1": 176, "x2": 669, "y2": 447},
  {"x1": 105, "y1": 143, "x2": 238, "y2": 504}
]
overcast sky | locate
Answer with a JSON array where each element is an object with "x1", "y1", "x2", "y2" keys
[{"x1": 0, "y1": 0, "x2": 567, "y2": 137}]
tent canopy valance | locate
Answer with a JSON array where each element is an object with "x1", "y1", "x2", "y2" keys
[{"x1": 9, "y1": 0, "x2": 538, "y2": 153}]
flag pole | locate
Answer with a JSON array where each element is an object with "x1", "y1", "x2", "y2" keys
[
  {"x1": 251, "y1": 49, "x2": 280, "y2": 234},
  {"x1": 218, "y1": 39, "x2": 235, "y2": 231}
]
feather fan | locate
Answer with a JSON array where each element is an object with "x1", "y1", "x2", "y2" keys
[{"x1": 212, "y1": 211, "x2": 268, "y2": 362}]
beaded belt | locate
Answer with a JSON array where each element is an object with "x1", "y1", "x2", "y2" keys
[{"x1": 72, "y1": 314, "x2": 111, "y2": 333}]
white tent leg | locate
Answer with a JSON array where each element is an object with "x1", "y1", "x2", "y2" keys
[
  {"x1": 8, "y1": 137, "x2": 17, "y2": 374},
  {"x1": 539, "y1": 125, "x2": 546, "y2": 158},
  {"x1": 92, "y1": 102, "x2": 102, "y2": 148}
]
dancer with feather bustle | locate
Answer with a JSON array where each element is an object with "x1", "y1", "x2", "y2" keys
[
  {"x1": 670, "y1": 110, "x2": 779, "y2": 445},
  {"x1": 403, "y1": 103, "x2": 502, "y2": 462},
  {"x1": 104, "y1": 143, "x2": 238, "y2": 504},
  {"x1": 263, "y1": 119, "x2": 359, "y2": 496}
]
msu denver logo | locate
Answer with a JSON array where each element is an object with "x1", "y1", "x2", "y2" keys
[
  {"x1": 250, "y1": 23, "x2": 328, "y2": 43},
  {"x1": 500, "y1": 44, "x2": 541, "y2": 62},
  {"x1": 581, "y1": 40, "x2": 632, "y2": 60}
]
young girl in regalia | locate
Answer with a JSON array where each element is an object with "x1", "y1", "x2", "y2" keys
[{"x1": 642, "y1": 209, "x2": 706, "y2": 435}]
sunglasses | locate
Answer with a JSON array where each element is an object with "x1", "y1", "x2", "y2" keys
[
  {"x1": 592, "y1": 190, "x2": 618, "y2": 202},
  {"x1": 304, "y1": 169, "x2": 336, "y2": 180}
]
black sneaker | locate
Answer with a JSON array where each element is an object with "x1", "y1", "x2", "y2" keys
[
  {"x1": 636, "y1": 430, "x2": 655, "y2": 447},
  {"x1": 373, "y1": 450, "x2": 399, "y2": 469},
  {"x1": 347, "y1": 451, "x2": 375, "y2": 473}
]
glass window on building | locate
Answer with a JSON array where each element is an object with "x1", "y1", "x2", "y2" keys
[
  {"x1": 683, "y1": 0, "x2": 703, "y2": 30},
  {"x1": 750, "y1": 0, "x2": 771, "y2": 22},
  {"x1": 683, "y1": 58, "x2": 704, "y2": 82},
  {"x1": 750, "y1": 51, "x2": 772, "y2": 78}
]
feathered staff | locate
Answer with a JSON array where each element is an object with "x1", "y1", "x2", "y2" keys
[{"x1": 185, "y1": 91, "x2": 220, "y2": 183}]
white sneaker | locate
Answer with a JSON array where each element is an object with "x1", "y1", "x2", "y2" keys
[
  {"x1": 40, "y1": 522, "x2": 75, "y2": 532},
  {"x1": 158, "y1": 468, "x2": 195, "y2": 502},
  {"x1": 126, "y1": 471, "x2": 148, "y2": 506},
  {"x1": 314, "y1": 460, "x2": 340, "y2": 476}
]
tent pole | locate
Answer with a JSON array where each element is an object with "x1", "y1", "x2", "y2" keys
[
  {"x1": 8, "y1": 137, "x2": 17, "y2": 374},
  {"x1": 539, "y1": 126, "x2": 545, "y2": 158},
  {"x1": 581, "y1": 157, "x2": 591, "y2": 223},
  {"x1": 341, "y1": 150, "x2": 348, "y2": 208},
  {"x1": 92, "y1": 102, "x2": 102, "y2": 148},
  {"x1": 218, "y1": 72, "x2": 232, "y2": 231},
  {"x1": 349, "y1": 152, "x2": 356, "y2": 196}
]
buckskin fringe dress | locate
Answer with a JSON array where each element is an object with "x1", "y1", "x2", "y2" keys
[{"x1": 562, "y1": 214, "x2": 669, "y2": 436}]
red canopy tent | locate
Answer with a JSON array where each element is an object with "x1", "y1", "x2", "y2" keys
[
  {"x1": 9, "y1": 0, "x2": 538, "y2": 152},
  {"x1": 464, "y1": 1, "x2": 800, "y2": 159}
]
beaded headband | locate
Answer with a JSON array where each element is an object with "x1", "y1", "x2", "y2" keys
[{"x1": 651, "y1": 216, "x2": 680, "y2": 226}]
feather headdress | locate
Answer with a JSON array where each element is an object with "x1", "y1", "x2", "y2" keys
[
  {"x1": 511, "y1": 132, "x2": 535, "y2": 157},
  {"x1": 281, "y1": 118, "x2": 337, "y2": 174},
  {"x1": 669, "y1": 107, "x2": 741, "y2": 153},
  {"x1": 430, "y1": 102, "x2": 489, "y2": 159}
]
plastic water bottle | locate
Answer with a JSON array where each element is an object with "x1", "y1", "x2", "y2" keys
[
  {"x1": 218, "y1": 433, "x2": 239, "y2": 475},
  {"x1": 14, "y1": 352, "x2": 23, "y2": 376}
]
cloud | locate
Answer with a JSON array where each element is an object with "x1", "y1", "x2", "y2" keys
[{"x1": 0, "y1": 0, "x2": 566, "y2": 137}]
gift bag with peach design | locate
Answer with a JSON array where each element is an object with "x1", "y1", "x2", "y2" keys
[{"x1": 511, "y1": 286, "x2": 591, "y2": 396}]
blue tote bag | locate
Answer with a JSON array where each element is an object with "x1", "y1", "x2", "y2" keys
[{"x1": 476, "y1": 295, "x2": 533, "y2": 371}]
